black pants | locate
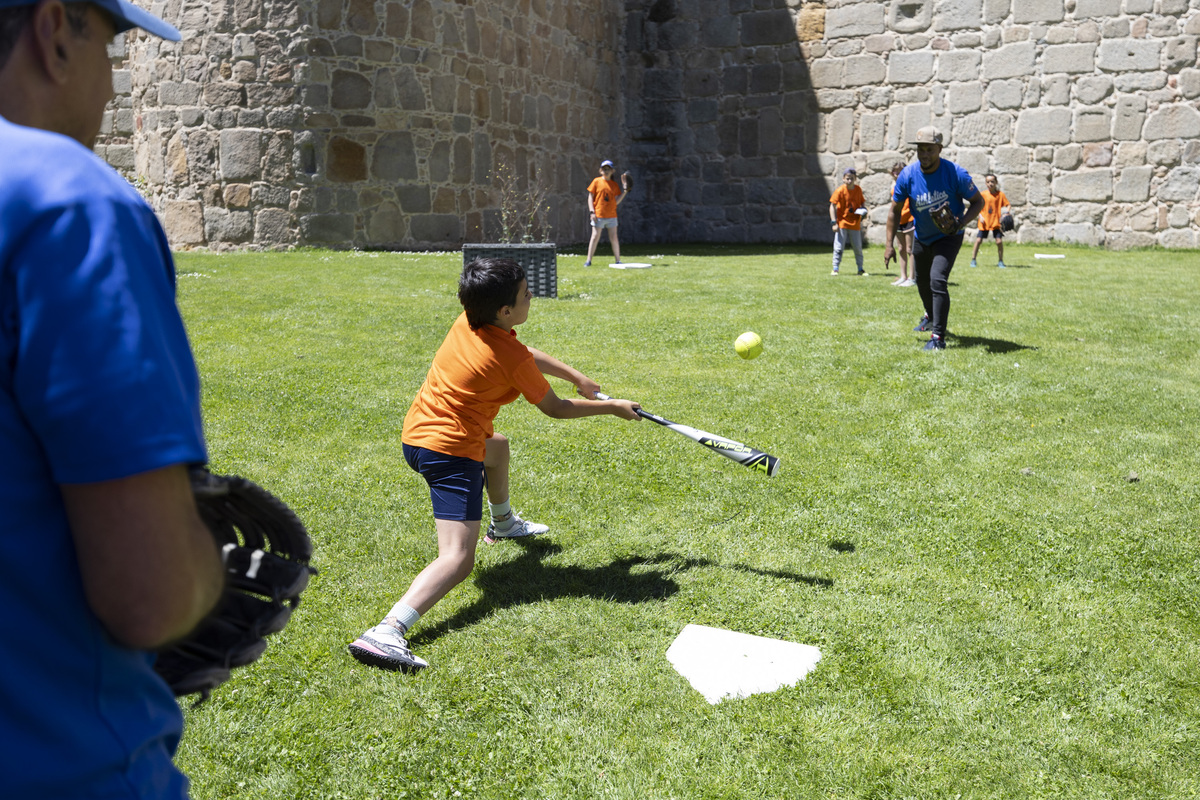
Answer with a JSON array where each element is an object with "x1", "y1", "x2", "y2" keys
[{"x1": 912, "y1": 234, "x2": 963, "y2": 339}]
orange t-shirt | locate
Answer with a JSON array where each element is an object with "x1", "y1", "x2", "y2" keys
[
  {"x1": 587, "y1": 177, "x2": 623, "y2": 219},
  {"x1": 891, "y1": 181, "x2": 913, "y2": 226},
  {"x1": 830, "y1": 184, "x2": 866, "y2": 230},
  {"x1": 402, "y1": 312, "x2": 551, "y2": 461},
  {"x1": 977, "y1": 189, "x2": 1009, "y2": 231}
]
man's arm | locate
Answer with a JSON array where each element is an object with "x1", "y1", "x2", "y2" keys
[
  {"x1": 61, "y1": 464, "x2": 224, "y2": 650},
  {"x1": 960, "y1": 191, "x2": 985, "y2": 229},
  {"x1": 883, "y1": 200, "x2": 903, "y2": 265}
]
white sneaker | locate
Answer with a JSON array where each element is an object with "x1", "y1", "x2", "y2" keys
[
  {"x1": 348, "y1": 624, "x2": 429, "y2": 672},
  {"x1": 485, "y1": 513, "x2": 549, "y2": 543},
  {"x1": 900, "y1": 279, "x2": 916, "y2": 287}
]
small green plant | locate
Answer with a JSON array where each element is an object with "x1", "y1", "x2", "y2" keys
[{"x1": 490, "y1": 159, "x2": 552, "y2": 243}]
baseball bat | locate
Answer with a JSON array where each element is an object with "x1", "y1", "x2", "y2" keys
[{"x1": 594, "y1": 393, "x2": 781, "y2": 477}]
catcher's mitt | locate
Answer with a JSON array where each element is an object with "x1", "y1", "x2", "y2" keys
[
  {"x1": 929, "y1": 203, "x2": 960, "y2": 236},
  {"x1": 154, "y1": 467, "x2": 316, "y2": 702},
  {"x1": 1001, "y1": 213, "x2": 1015, "y2": 232},
  {"x1": 621, "y1": 171, "x2": 633, "y2": 190}
]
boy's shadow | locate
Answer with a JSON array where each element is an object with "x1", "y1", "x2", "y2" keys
[{"x1": 410, "y1": 538, "x2": 832, "y2": 646}]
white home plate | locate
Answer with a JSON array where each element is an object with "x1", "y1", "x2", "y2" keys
[
  {"x1": 609, "y1": 262, "x2": 652, "y2": 269},
  {"x1": 666, "y1": 624, "x2": 822, "y2": 704}
]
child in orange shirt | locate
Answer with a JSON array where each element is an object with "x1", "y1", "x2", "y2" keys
[
  {"x1": 829, "y1": 167, "x2": 866, "y2": 276},
  {"x1": 889, "y1": 161, "x2": 916, "y2": 287},
  {"x1": 349, "y1": 258, "x2": 641, "y2": 672},
  {"x1": 971, "y1": 173, "x2": 1010, "y2": 268},
  {"x1": 584, "y1": 159, "x2": 629, "y2": 267}
]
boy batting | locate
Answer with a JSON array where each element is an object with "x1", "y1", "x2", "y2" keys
[{"x1": 349, "y1": 257, "x2": 641, "y2": 672}]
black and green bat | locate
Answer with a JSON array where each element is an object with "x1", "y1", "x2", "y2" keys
[{"x1": 595, "y1": 393, "x2": 781, "y2": 477}]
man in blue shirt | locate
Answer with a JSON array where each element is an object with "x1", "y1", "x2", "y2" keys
[
  {"x1": 884, "y1": 127, "x2": 984, "y2": 351},
  {"x1": 0, "y1": 1, "x2": 224, "y2": 796}
]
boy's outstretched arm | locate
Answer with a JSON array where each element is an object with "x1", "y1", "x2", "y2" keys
[
  {"x1": 536, "y1": 386, "x2": 641, "y2": 420},
  {"x1": 527, "y1": 346, "x2": 602, "y2": 398}
]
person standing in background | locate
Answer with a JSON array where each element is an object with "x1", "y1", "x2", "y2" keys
[{"x1": 829, "y1": 167, "x2": 866, "y2": 276}]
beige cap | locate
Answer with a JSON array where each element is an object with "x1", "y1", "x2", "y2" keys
[{"x1": 913, "y1": 126, "x2": 943, "y2": 145}]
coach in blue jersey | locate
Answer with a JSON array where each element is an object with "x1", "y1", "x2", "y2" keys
[
  {"x1": 0, "y1": 2, "x2": 224, "y2": 797},
  {"x1": 884, "y1": 127, "x2": 984, "y2": 351}
]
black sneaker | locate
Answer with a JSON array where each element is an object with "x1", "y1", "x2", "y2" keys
[
  {"x1": 914, "y1": 315, "x2": 931, "y2": 332},
  {"x1": 923, "y1": 336, "x2": 946, "y2": 351}
]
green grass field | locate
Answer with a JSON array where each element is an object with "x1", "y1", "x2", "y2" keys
[{"x1": 174, "y1": 242, "x2": 1200, "y2": 799}]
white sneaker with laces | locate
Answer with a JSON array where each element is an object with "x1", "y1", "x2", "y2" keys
[
  {"x1": 485, "y1": 513, "x2": 549, "y2": 543},
  {"x1": 348, "y1": 624, "x2": 429, "y2": 672}
]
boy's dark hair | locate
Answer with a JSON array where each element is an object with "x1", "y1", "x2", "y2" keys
[
  {"x1": 458, "y1": 257, "x2": 526, "y2": 330},
  {"x1": 985, "y1": 172, "x2": 997, "y2": 180}
]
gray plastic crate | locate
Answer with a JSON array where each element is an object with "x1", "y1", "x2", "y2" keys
[{"x1": 462, "y1": 243, "x2": 557, "y2": 299}]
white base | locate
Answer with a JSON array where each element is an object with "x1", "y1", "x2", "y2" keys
[
  {"x1": 666, "y1": 624, "x2": 822, "y2": 704},
  {"x1": 609, "y1": 262, "x2": 653, "y2": 269},
  {"x1": 1034, "y1": 253, "x2": 1065, "y2": 259}
]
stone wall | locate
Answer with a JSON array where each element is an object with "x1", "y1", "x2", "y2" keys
[
  {"x1": 97, "y1": 0, "x2": 1200, "y2": 250},
  {"x1": 98, "y1": 0, "x2": 625, "y2": 250},
  {"x1": 619, "y1": 0, "x2": 1200, "y2": 249}
]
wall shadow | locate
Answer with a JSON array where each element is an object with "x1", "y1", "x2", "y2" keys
[
  {"x1": 410, "y1": 538, "x2": 832, "y2": 645},
  {"x1": 621, "y1": 0, "x2": 828, "y2": 245}
]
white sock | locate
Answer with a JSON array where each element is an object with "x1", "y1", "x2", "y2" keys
[
  {"x1": 490, "y1": 499, "x2": 513, "y2": 529},
  {"x1": 384, "y1": 603, "x2": 421, "y2": 634}
]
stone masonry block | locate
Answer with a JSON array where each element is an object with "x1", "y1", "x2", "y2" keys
[
  {"x1": 825, "y1": 4, "x2": 885, "y2": 38},
  {"x1": 1144, "y1": 104, "x2": 1200, "y2": 140},
  {"x1": 953, "y1": 111, "x2": 1012, "y2": 146},
  {"x1": 933, "y1": 0, "x2": 983, "y2": 31},
  {"x1": 161, "y1": 201, "x2": 205, "y2": 246},
  {"x1": 993, "y1": 145, "x2": 1030, "y2": 173},
  {"x1": 888, "y1": 52, "x2": 935, "y2": 84},
  {"x1": 860, "y1": 113, "x2": 886, "y2": 151},
  {"x1": 1043, "y1": 43, "x2": 1097, "y2": 74},
  {"x1": 1012, "y1": 0, "x2": 1064, "y2": 23},
  {"x1": 1076, "y1": 75, "x2": 1113, "y2": 104},
  {"x1": 1074, "y1": 108, "x2": 1112, "y2": 142},
  {"x1": 843, "y1": 55, "x2": 887, "y2": 87},
  {"x1": 937, "y1": 50, "x2": 981, "y2": 81},
  {"x1": 888, "y1": 0, "x2": 931, "y2": 33},
  {"x1": 1180, "y1": 69, "x2": 1200, "y2": 99},
  {"x1": 1157, "y1": 167, "x2": 1200, "y2": 202},
  {"x1": 947, "y1": 82, "x2": 982, "y2": 113},
  {"x1": 1164, "y1": 37, "x2": 1198, "y2": 73},
  {"x1": 986, "y1": 79, "x2": 1024, "y2": 109},
  {"x1": 1015, "y1": 108, "x2": 1071, "y2": 145},
  {"x1": 1053, "y1": 170, "x2": 1112, "y2": 202},
  {"x1": 1097, "y1": 40, "x2": 1162, "y2": 72},
  {"x1": 983, "y1": 42, "x2": 1036, "y2": 79},
  {"x1": 742, "y1": 9, "x2": 798, "y2": 46},
  {"x1": 1075, "y1": 0, "x2": 1121, "y2": 17},
  {"x1": 1113, "y1": 95, "x2": 1148, "y2": 140},
  {"x1": 219, "y1": 129, "x2": 262, "y2": 181},
  {"x1": 1113, "y1": 165, "x2": 1152, "y2": 201}
]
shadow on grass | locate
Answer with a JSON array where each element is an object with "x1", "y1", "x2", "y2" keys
[
  {"x1": 411, "y1": 539, "x2": 831, "y2": 645},
  {"x1": 948, "y1": 333, "x2": 1038, "y2": 354}
]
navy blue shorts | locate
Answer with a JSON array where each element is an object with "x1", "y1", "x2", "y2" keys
[
  {"x1": 976, "y1": 229, "x2": 1003, "y2": 240},
  {"x1": 403, "y1": 444, "x2": 484, "y2": 521}
]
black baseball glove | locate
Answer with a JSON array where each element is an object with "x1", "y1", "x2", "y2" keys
[
  {"x1": 1001, "y1": 213, "x2": 1015, "y2": 232},
  {"x1": 154, "y1": 466, "x2": 317, "y2": 702},
  {"x1": 929, "y1": 203, "x2": 960, "y2": 236},
  {"x1": 622, "y1": 171, "x2": 633, "y2": 190}
]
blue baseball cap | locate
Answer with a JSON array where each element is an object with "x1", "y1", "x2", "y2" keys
[
  {"x1": 600, "y1": 159, "x2": 614, "y2": 168},
  {"x1": 0, "y1": 0, "x2": 181, "y2": 41}
]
